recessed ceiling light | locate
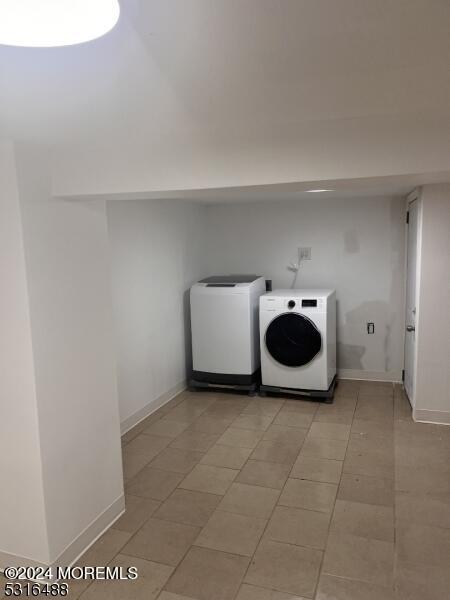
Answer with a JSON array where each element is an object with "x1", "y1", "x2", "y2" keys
[
  {"x1": 305, "y1": 189, "x2": 334, "y2": 193},
  {"x1": 0, "y1": 0, "x2": 120, "y2": 48}
]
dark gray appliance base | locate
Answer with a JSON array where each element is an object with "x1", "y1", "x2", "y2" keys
[
  {"x1": 259, "y1": 374, "x2": 337, "y2": 403},
  {"x1": 189, "y1": 379, "x2": 259, "y2": 397}
]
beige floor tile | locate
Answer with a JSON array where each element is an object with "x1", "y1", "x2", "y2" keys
[
  {"x1": 273, "y1": 411, "x2": 314, "y2": 429},
  {"x1": 266, "y1": 505, "x2": 330, "y2": 549},
  {"x1": 188, "y1": 416, "x2": 233, "y2": 434},
  {"x1": 344, "y1": 448, "x2": 394, "y2": 480},
  {"x1": 396, "y1": 522, "x2": 450, "y2": 568},
  {"x1": 121, "y1": 518, "x2": 200, "y2": 566},
  {"x1": 148, "y1": 447, "x2": 203, "y2": 474},
  {"x1": 169, "y1": 430, "x2": 220, "y2": 452},
  {"x1": 158, "y1": 593, "x2": 195, "y2": 600},
  {"x1": 217, "y1": 427, "x2": 264, "y2": 449},
  {"x1": 122, "y1": 449, "x2": 152, "y2": 481},
  {"x1": 322, "y1": 531, "x2": 394, "y2": 588},
  {"x1": 113, "y1": 495, "x2": 160, "y2": 534},
  {"x1": 327, "y1": 396, "x2": 357, "y2": 410},
  {"x1": 351, "y1": 418, "x2": 393, "y2": 439},
  {"x1": 395, "y1": 439, "x2": 449, "y2": 469},
  {"x1": 79, "y1": 554, "x2": 173, "y2": 600},
  {"x1": 354, "y1": 397, "x2": 393, "y2": 422},
  {"x1": 67, "y1": 529, "x2": 132, "y2": 598},
  {"x1": 213, "y1": 394, "x2": 251, "y2": 409},
  {"x1": 316, "y1": 574, "x2": 395, "y2": 600},
  {"x1": 396, "y1": 419, "x2": 449, "y2": 443},
  {"x1": 348, "y1": 435, "x2": 394, "y2": 457},
  {"x1": 245, "y1": 539, "x2": 322, "y2": 598},
  {"x1": 203, "y1": 406, "x2": 244, "y2": 420},
  {"x1": 177, "y1": 392, "x2": 217, "y2": 407},
  {"x1": 395, "y1": 558, "x2": 450, "y2": 600},
  {"x1": 301, "y1": 436, "x2": 347, "y2": 460},
  {"x1": 78, "y1": 528, "x2": 132, "y2": 566},
  {"x1": 291, "y1": 455, "x2": 343, "y2": 484},
  {"x1": 200, "y1": 444, "x2": 252, "y2": 469},
  {"x1": 395, "y1": 491, "x2": 450, "y2": 529},
  {"x1": 309, "y1": 422, "x2": 350, "y2": 441},
  {"x1": 331, "y1": 499, "x2": 394, "y2": 542},
  {"x1": 282, "y1": 400, "x2": 318, "y2": 414},
  {"x1": 179, "y1": 464, "x2": 238, "y2": 495},
  {"x1": 195, "y1": 510, "x2": 267, "y2": 556},
  {"x1": 262, "y1": 424, "x2": 308, "y2": 445},
  {"x1": 358, "y1": 382, "x2": 393, "y2": 397},
  {"x1": 338, "y1": 473, "x2": 394, "y2": 507},
  {"x1": 395, "y1": 464, "x2": 450, "y2": 495},
  {"x1": 153, "y1": 489, "x2": 221, "y2": 527},
  {"x1": 235, "y1": 583, "x2": 308, "y2": 600},
  {"x1": 162, "y1": 403, "x2": 208, "y2": 423},
  {"x1": 250, "y1": 440, "x2": 301, "y2": 465},
  {"x1": 126, "y1": 467, "x2": 184, "y2": 501},
  {"x1": 236, "y1": 460, "x2": 291, "y2": 490},
  {"x1": 143, "y1": 419, "x2": 190, "y2": 438},
  {"x1": 279, "y1": 478, "x2": 337, "y2": 513},
  {"x1": 165, "y1": 546, "x2": 249, "y2": 600},
  {"x1": 218, "y1": 482, "x2": 280, "y2": 519},
  {"x1": 242, "y1": 399, "x2": 284, "y2": 417},
  {"x1": 314, "y1": 410, "x2": 355, "y2": 425},
  {"x1": 125, "y1": 433, "x2": 172, "y2": 459},
  {"x1": 232, "y1": 413, "x2": 275, "y2": 431}
]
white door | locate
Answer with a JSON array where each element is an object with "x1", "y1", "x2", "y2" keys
[{"x1": 404, "y1": 199, "x2": 418, "y2": 404}]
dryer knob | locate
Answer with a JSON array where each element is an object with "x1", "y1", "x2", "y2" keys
[{"x1": 288, "y1": 300, "x2": 296, "y2": 309}]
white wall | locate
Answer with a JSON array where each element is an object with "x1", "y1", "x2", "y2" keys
[
  {"x1": 107, "y1": 199, "x2": 207, "y2": 431},
  {"x1": 4, "y1": 144, "x2": 124, "y2": 566},
  {"x1": 204, "y1": 196, "x2": 406, "y2": 381},
  {"x1": 414, "y1": 184, "x2": 450, "y2": 423},
  {"x1": 0, "y1": 142, "x2": 49, "y2": 565}
]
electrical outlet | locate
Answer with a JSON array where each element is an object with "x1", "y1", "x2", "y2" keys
[
  {"x1": 299, "y1": 247, "x2": 312, "y2": 260},
  {"x1": 367, "y1": 322, "x2": 375, "y2": 334}
]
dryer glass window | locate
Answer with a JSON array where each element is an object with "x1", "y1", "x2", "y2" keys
[{"x1": 265, "y1": 313, "x2": 322, "y2": 367}]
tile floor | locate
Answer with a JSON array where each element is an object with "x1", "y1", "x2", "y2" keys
[{"x1": 2, "y1": 380, "x2": 450, "y2": 600}]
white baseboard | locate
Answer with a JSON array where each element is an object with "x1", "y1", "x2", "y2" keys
[
  {"x1": 338, "y1": 369, "x2": 402, "y2": 383},
  {"x1": 413, "y1": 408, "x2": 450, "y2": 425},
  {"x1": 120, "y1": 380, "x2": 187, "y2": 436},
  {"x1": 0, "y1": 495, "x2": 125, "y2": 577},
  {"x1": 51, "y1": 494, "x2": 125, "y2": 568}
]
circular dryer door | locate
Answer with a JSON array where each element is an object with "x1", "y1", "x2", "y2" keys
[{"x1": 265, "y1": 313, "x2": 322, "y2": 367}]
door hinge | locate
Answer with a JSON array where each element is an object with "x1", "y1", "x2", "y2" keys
[
  {"x1": 406, "y1": 212, "x2": 409, "y2": 224},
  {"x1": 402, "y1": 369, "x2": 405, "y2": 381}
]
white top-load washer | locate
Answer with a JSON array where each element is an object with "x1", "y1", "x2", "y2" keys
[
  {"x1": 260, "y1": 289, "x2": 336, "y2": 396},
  {"x1": 191, "y1": 275, "x2": 266, "y2": 385}
]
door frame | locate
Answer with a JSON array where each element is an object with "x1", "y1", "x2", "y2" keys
[{"x1": 403, "y1": 188, "x2": 423, "y2": 409}]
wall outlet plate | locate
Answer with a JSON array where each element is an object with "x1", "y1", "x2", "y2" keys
[{"x1": 299, "y1": 247, "x2": 312, "y2": 260}]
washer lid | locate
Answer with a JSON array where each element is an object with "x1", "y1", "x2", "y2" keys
[
  {"x1": 265, "y1": 312, "x2": 322, "y2": 367},
  {"x1": 200, "y1": 275, "x2": 262, "y2": 284}
]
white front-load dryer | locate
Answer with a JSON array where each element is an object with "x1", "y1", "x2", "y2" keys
[{"x1": 260, "y1": 289, "x2": 336, "y2": 398}]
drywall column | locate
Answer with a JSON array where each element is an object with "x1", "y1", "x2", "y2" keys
[
  {"x1": 0, "y1": 142, "x2": 124, "y2": 569},
  {"x1": 414, "y1": 184, "x2": 450, "y2": 424},
  {"x1": 107, "y1": 199, "x2": 207, "y2": 432},
  {"x1": 0, "y1": 142, "x2": 49, "y2": 566}
]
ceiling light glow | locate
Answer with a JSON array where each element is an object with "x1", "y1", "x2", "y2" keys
[
  {"x1": 305, "y1": 189, "x2": 334, "y2": 193},
  {"x1": 0, "y1": 0, "x2": 120, "y2": 47}
]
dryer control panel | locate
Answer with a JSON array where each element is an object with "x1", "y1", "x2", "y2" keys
[{"x1": 261, "y1": 292, "x2": 328, "y2": 313}]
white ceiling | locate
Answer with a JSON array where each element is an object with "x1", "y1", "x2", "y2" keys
[{"x1": 1, "y1": 0, "x2": 450, "y2": 197}]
